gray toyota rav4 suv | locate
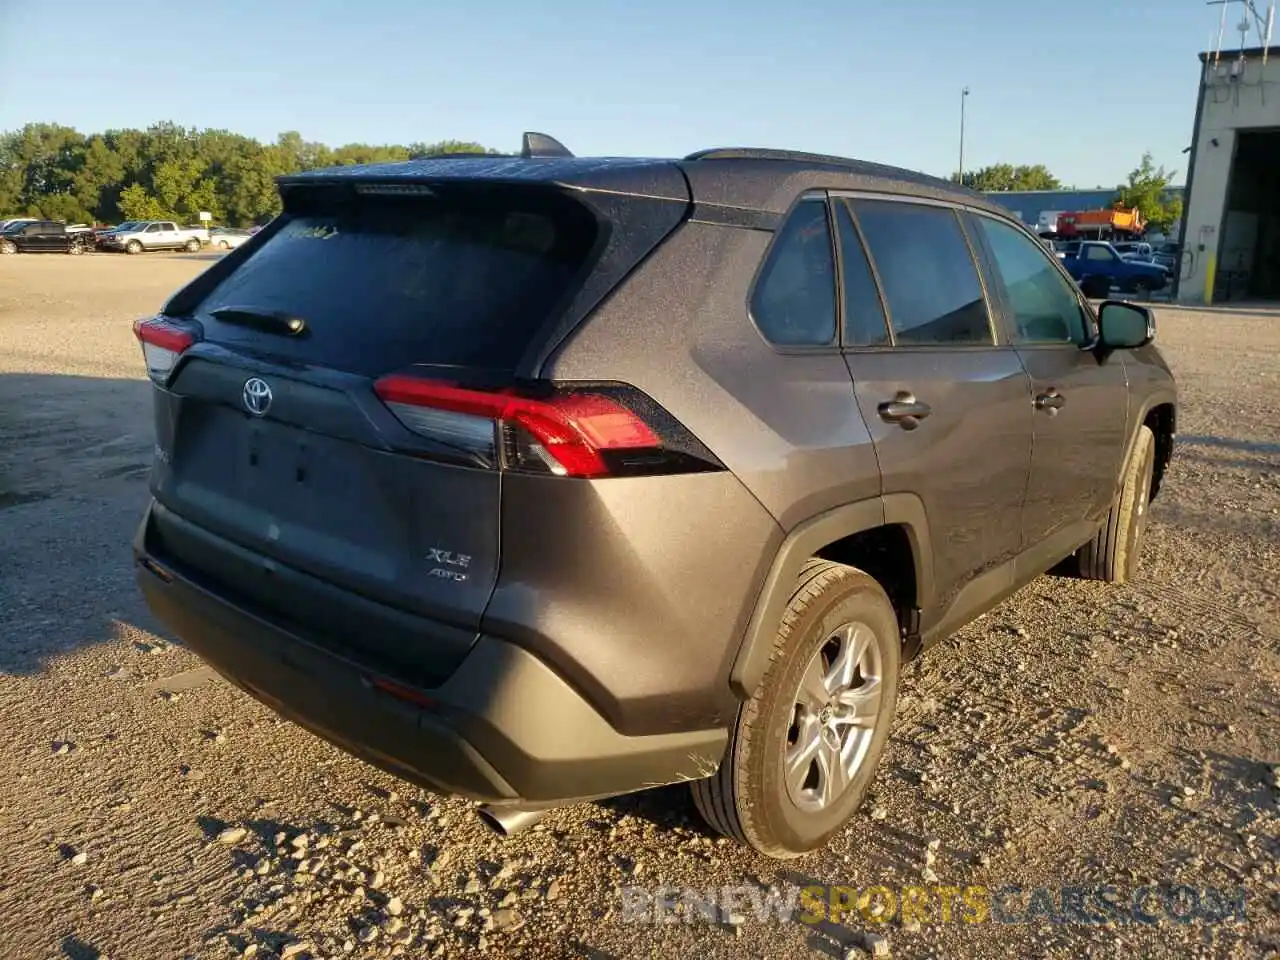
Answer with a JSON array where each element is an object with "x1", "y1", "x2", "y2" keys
[{"x1": 133, "y1": 134, "x2": 1176, "y2": 858}]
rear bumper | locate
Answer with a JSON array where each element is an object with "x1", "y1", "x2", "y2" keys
[{"x1": 133, "y1": 502, "x2": 726, "y2": 804}]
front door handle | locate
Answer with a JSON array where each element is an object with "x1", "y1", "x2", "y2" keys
[
  {"x1": 1034, "y1": 389, "x2": 1066, "y2": 412},
  {"x1": 878, "y1": 392, "x2": 932, "y2": 431}
]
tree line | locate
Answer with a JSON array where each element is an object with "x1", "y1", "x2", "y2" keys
[{"x1": 0, "y1": 122, "x2": 496, "y2": 228}]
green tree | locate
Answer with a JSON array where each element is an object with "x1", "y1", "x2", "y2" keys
[
  {"x1": 1115, "y1": 153, "x2": 1181, "y2": 232},
  {"x1": 117, "y1": 184, "x2": 171, "y2": 221},
  {"x1": 409, "y1": 140, "x2": 499, "y2": 158},
  {"x1": 952, "y1": 163, "x2": 1062, "y2": 192},
  {"x1": 0, "y1": 121, "x2": 500, "y2": 227}
]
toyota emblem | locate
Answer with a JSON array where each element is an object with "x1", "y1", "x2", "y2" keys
[{"x1": 242, "y1": 377, "x2": 273, "y2": 416}]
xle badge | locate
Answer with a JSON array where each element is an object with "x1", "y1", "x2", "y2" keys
[{"x1": 427, "y1": 548, "x2": 471, "y2": 582}]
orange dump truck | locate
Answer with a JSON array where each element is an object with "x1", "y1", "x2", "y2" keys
[{"x1": 1057, "y1": 206, "x2": 1146, "y2": 238}]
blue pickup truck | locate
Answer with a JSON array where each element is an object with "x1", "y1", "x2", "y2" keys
[{"x1": 1055, "y1": 240, "x2": 1171, "y2": 297}]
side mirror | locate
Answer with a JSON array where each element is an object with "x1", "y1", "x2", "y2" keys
[{"x1": 1097, "y1": 300, "x2": 1154, "y2": 349}]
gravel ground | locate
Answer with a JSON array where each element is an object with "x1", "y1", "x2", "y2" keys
[{"x1": 1, "y1": 254, "x2": 1277, "y2": 960}]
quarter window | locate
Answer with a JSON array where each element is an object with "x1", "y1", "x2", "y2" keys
[
  {"x1": 975, "y1": 216, "x2": 1086, "y2": 344},
  {"x1": 833, "y1": 201, "x2": 890, "y2": 346},
  {"x1": 751, "y1": 199, "x2": 837, "y2": 347},
  {"x1": 852, "y1": 200, "x2": 992, "y2": 346}
]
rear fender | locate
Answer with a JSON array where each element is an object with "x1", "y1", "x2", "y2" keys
[{"x1": 728, "y1": 495, "x2": 935, "y2": 699}]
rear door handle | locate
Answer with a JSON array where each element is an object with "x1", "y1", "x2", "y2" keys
[
  {"x1": 1034, "y1": 390, "x2": 1066, "y2": 412},
  {"x1": 878, "y1": 392, "x2": 932, "y2": 431}
]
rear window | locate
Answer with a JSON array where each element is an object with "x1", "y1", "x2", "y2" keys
[{"x1": 193, "y1": 188, "x2": 598, "y2": 375}]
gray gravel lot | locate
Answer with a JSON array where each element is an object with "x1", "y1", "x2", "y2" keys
[{"x1": 1, "y1": 255, "x2": 1277, "y2": 960}]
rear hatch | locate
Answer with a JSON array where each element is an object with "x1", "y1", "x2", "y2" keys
[{"x1": 141, "y1": 170, "x2": 690, "y2": 682}]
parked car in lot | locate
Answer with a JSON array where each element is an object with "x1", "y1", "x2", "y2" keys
[
  {"x1": 0, "y1": 219, "x2": 90, "y2": 255},
  {"x1": 1112, "y1": 241, "x2": 1154, "y2": 262},
  {"x1": 1151, "y1": 240, "x2": 1181, "y2": 272},
  {"x1": 101, "y1": 220, "x2": 206, "y2": 254},
  {"x1": 208, "y1": 227, "x2": 252, "y2": 250},
  {"x1": 93, "y1": 222, "x2": 141, "y2": 247},
  {"x1": 131, "y1": 135, "x2": 1177, "y2": 858},
  {"x1": 1060, "y1": 240, "x2": 1171, "y2": 296}
]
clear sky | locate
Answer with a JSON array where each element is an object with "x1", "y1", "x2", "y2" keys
[{"x1": 0, "y1": 0, "x2": 1249, "y2": 187}]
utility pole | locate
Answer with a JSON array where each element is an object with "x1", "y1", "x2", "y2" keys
[{"x1": 958, "y1": 87, "x2": 970, "y2": 185}]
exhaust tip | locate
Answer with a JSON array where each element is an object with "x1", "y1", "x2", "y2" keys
[{"x1": 477, "y1": 804, "x2": 549, "y2": 837}]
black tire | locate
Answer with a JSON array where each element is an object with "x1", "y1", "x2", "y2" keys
[
  {"x1": 126, "y1": 240, "x2": 142, "y2": 255},
  {"x1": 218, "y1": 240, "x2": 230, "y2": 250},
  {"x1": 691, "y1": 560, "x2": 901, "y2": 858},
  {"x1": 1076, "y1": 425, "x2": 1156, "y2": 584},
  {"x1": 184, "y1": 238, "x2": 200, "y2": 252},
  {"x1": 0, "y1": 239, "x2": 16, "y2": 255},
  {"x1": 68, "y1": 242, "x2": 84, "y2": 256}
]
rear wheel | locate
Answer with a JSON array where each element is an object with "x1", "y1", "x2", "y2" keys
[
  {"x1": 1075, "y1": 425, "x2": 1156, "y2": 584},
  {"x1": 185, "y1": 238, "x2": 201, "y2": 252},
  {"x1": 126, "y1": 240, "x2": 142, "y2": 255},
  {"x1": 218, "y1": 240, "x2": 230, "y2": 250},
  {"x1": 68, "y1": 242, "x2": 84, "y2": 256},
  {"x1": 691, "y1": 560, "x2": 901, "y2": 858}
]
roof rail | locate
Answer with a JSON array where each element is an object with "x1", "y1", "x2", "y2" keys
[
  {"x1": 522, "y1": 132, "x2": 574, "y2": 159},
  {"x1": 684, "y1": 147, "x2": 864, "y2": 167}
]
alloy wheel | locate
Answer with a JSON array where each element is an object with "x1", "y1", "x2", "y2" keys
[{"x1": 784, "y1": 621, "x2": 884, "y2": 812}]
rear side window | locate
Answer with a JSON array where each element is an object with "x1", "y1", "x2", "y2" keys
[
  {"x1": 852, "y1": 200, "x2": 992, "y2": 346},
  {"x1": 194, "y1": 189, "x2": 598, "y2": 375},
  {"x1": 750, "y1": 199, "x2": 837, "y2": 347}
]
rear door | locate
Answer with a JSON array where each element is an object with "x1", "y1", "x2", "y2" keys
[
  {"x1": 967, "y1": 212, "x2": 1130, "y2": 546},
  {"x1": 836, "y1": 196, "x2": 1033, "y2": 630},
  {"x1": 150, "y1": 185, "x2": 604, "y2": 664},
  {"x1": 30, "y1": 222, "x2": 59, "y2": 252}
]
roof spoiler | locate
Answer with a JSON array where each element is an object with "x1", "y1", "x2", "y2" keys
[{"x1": 521, "y1": 132, "x2": 574, "y2": 159}]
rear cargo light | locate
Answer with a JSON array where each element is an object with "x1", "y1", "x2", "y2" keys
[
  {"x1": 133, "y1": 317, "x2": 196, "y2": 383},
  {"x1": 373, "y1": 376, "x2": 664, "y2": 478}
]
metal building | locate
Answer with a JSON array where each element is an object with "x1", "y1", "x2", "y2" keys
[{"x1": 1179, "y1": 44, "x2": 1280, "y2": 303}]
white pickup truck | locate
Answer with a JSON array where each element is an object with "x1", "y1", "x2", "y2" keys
[{"x1": 102, "y1": 220, "x2": 206, "y2": 254}]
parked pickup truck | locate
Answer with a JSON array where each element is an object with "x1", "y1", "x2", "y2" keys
[
  {"x1": 101, "y1": 220, "x2": 205, "y2": 254},
  {"x1": 0, "y1": 220, "x2": 90, "y2": 255},
  {"x1": 1058, "y1": 240, "x2": 1171, "y2": 297}
]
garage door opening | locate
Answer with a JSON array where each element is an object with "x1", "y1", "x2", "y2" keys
[{"x1": 1217, "y1": 128, "x2": 1280, "y2": 301}]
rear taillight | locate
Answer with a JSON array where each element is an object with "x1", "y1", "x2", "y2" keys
[
  {"x1": 133, "y1": 317, "x2": 196, "y2": 383},
  {"x1": 373, "y1": 375, "x2": 717, "y2": 479}
]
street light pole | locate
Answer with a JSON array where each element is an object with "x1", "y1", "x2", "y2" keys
[{"x1": 959, "y1": 86, "x2": 970, "y2": 185}]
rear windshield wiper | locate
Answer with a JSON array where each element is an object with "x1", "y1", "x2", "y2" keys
[{"x1": 209, "y1": 306, "x2": 308, "y2": 337}]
